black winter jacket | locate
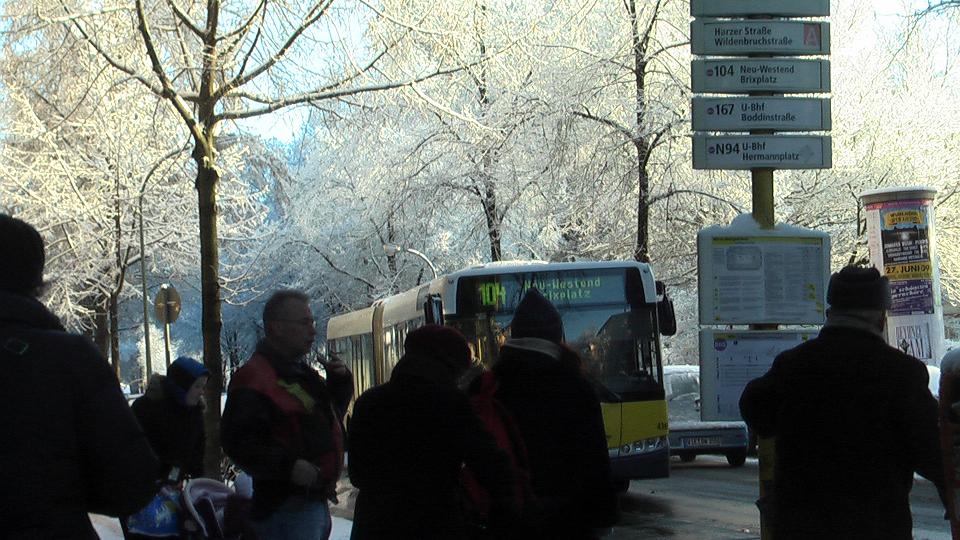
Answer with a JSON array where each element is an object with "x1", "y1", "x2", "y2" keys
[
  {"x1": 348, "y1": 353, "x2": 518, "y2": 540},
  {"x1": 493, "y1": 338, "x2": 619, "y2": 539},
  {"x1": 739, "y1": 325, "x2": 945, "y2": 540},
  {"x1": 131, "y1": 375, "x2": 205, "y2": 482},
  {"x1": 221, "y1": 341, "x2": 353, "y2": 519},
  {"x1": 0, "y1": 291, "x2": 160, "y2": 539}
]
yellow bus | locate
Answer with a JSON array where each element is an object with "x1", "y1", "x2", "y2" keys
[{"x1": 326, "y1": 260, "x2": 676, "y2": 485}]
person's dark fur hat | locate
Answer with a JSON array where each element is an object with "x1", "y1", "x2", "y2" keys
[
  {"x1": 827, "y1": 265, "x2": 891, "y2": 311},
  {"x1": 0, "y1": 214, "x2": 45, "y2": 295},
  {"x1": 510, "y1": 288, "x2": 564, "y2": 344},
  {"x1": 404, "y1": 324, "x2": 472, "y2": 374}
]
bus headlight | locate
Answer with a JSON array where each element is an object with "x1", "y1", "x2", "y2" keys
[{"x1": 609, "y1": 436, "x2": 667, "y2": 457}]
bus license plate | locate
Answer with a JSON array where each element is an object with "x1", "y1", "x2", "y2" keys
[{"x1": 683, "y1": 436, "x2": 721, "y2": 448}]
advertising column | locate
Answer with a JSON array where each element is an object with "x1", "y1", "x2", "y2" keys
[{"x1": 860, "y1": 187, "x2": 946, "y2": 365}]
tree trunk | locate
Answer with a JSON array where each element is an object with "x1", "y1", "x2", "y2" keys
[
  {"x1": 627, "y1": 0, "x2": 651, "y2": 263},
  {"x1": 483, "y1": 177, "x2": 502, "y2": 261},
  {"x1": 91, "y1": 295, "x2": 110, "y2": 357},
  {"x1": 387, "y1": 217, "x2": 398, "y2": 292},
  {"x1": 635, "y1": 149, "x2": 651, "y2": 263},
  {"x1": 475, "y1": 2, "x2": 502, "y2": 262},
  {"x1": 195, "y1": 142, "x2": 224, "y2": 478},
  {"x1": 111, "y1": 174, "x2": 123, "y2": 377},
  {"x1": 109, "y1": 292, "x2": 120, "y2": 377}
]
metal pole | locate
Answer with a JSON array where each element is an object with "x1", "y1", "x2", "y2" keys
[
  {"x1": 748, "y1": 28, "x2": 777, "y2": 532},
  {"x1": 139, "y1": 203, "x2": 153, "y2": 379},
  {"x1": 403, "y1": 247, "x2": 439, "y2": 279},
  {"x1": 163, "y1": 315, "x2": 172, "y2": 369},
  {"x1": 752, "y1": 163, "x2": 776, "y2": 540},
  {"x1": 752, "y1": 168, "x2": 775, "y2": 229},
  {"x1": 751, "y1": 166, "x2": 776, "y2": 538}
]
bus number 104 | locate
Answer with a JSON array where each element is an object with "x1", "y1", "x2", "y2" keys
[{"x1": 479, "y1": 283, "x2": 507, "y2": 307}]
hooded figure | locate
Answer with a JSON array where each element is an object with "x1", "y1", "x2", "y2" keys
[
  {"x1": 740, "y1": 265, "x2": 946, "y2": 539},
  {"x1": 348, "y1": 325, "x2": 518, "y2": 540},
  {"x1": 493, "y1": 289, "x2": 618, "y2": 539},
  {"x1": 0, "y1": 214, "x2": 159, "y2": 538},
  {"x1": 130, "y1": 356, "x2": 209, "y2": 484}
]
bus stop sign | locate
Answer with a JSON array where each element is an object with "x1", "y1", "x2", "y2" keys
[{"x1": 154, "y1": 284, "x2": 181, "y2": 324}]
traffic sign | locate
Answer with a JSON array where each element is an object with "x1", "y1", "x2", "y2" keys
[
  {"x1": 692, "y1": 97, "x2": 831, "y2": 132},
  {"x1": 692, "y1": 135, "x2": 831, "y2": 170},
  {"x1": 691, "y1": 20, "x2": 829, "y2": 56},
  {"x1": 154, "y1": 284, "x2": 182, "y2": 324},
  {"x1": 691, "y1": 0, "x2": 829, "y2": 18},
  {"x1": 691, "y1": 59, "x2": 830, "y2": 94}
]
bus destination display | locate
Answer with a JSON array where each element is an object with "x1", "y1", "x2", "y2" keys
[{"x1": 458, "y1": 270, "x2": 629, "y2": 313}]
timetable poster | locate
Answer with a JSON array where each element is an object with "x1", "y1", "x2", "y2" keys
[
  {"x1": 699, "y1": 330, "x2": 818, "y2": 421},
  {"x1": 702, "y1": 236, "x2": 828, "y2": 325}
]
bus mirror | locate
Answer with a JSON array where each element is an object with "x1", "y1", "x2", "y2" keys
[
  {"x1": 656, "y1": 281, "x2": 677, "y2": 337},
  {"x1": 424, "y1": 295, "x2": 444, "y2": 326}
]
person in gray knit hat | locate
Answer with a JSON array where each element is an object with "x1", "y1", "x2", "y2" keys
[
  {"x1": 491, "y1": 288, "x2": 619, "y2": 539},
  {"x1": 0, "y1": 214, "x2": 159, "y2": 538},
  {"x1": 739, "y1": 265, "x2": 946, "y2": 539}
]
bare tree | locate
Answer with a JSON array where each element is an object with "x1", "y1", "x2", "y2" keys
[{"x1": 15, "y1": 0, "x2": 471, "y2": 474}]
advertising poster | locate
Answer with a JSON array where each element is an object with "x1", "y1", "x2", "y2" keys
[
  {"x1": 865, "y1": 199, "x2": 934, "y2": 316},
  {"x1": 892, "y1": 317, "x2": 932, "y2": 360},
  {"x1": 699, "y1": 330, "x2": 818, "y2": 421},
  {"x1": 862, "y1": 189, "x2": 945, "y2": 364}
]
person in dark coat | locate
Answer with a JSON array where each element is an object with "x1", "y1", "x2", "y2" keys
[
  {"x1": 123, "y1": 356, "x2": 209, "y2": 539},
  {"x1": 131, "y1": 356, "x2": 209, "y2": 483},
  {"x1": 222, "y1": 289, "x2": 353, "y2": 540},
  {"x1": 739, "y1": 265, "x2": 946, "y2": 540},
  {"x1": 348, "y1": 324, "x2": 519, "y2": 540},
  {"x1": 492, "y1": 288, "x2": 619, "y2": 540},
  {"x1": 0, "y1": 214, "x2": 160, "y2": 539}
]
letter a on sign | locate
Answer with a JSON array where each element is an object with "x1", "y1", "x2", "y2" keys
[{"x1": 803, "y1": 24, "x2": 821, "y2": 46}]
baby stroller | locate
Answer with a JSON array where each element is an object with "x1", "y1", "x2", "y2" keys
[{"x1": 182, "y1": 478, "x2": 256, "y2": 539}]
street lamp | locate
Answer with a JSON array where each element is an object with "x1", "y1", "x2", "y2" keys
[{"x1": 383, "y1": 244, "x2": 439, "y2": 279}]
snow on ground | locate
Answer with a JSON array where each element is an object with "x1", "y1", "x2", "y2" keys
[{"x1": 90, "y1": 514, "x2": 353, "y2": 539}]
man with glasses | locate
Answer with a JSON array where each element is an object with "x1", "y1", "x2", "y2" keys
[{"x1": 222, "y1": 290, "x2": 353, "y2": 540}]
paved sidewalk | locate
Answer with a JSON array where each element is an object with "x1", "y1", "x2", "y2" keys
[{"x1": 90, "y1": 513, "x2": 354, "y2": 539}]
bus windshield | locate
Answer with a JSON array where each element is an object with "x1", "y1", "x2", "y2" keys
[{"x1": 449, "y1": 268, "x2": 663, "y2": 402}]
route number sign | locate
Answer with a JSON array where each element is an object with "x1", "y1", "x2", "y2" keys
[
  {"x1": 692, "y1": 97, "x2": 831, "y2": 132},
  {"x1": 691, "y1": 59, "x2": 830, "y2": 94},
  {"x1": 692, "y1": 135, "x2": 832, "y2": 170}
]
